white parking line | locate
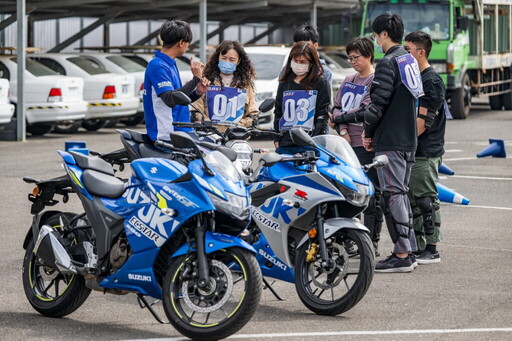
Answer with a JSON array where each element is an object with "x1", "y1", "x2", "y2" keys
[
  {"x1": 457, "y1": 204, "x2": 512, "y2": 211},
  {"x1": 127, "y1": 328, "x2": 512, "y2": 340},
  {"x1": 443, "y1": 157, "x2": 479, "y2": 161},
  {"x1": 451, "y1": 175, "x2": 512, "y2": 181},
  {"x1": 443, "y1": 244, "x2": 512, "y2": 253}
]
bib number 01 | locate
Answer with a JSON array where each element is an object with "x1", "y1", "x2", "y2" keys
[
  {"x1": 212, "y1": 94, "x2": 238, "y2": 119},
  {"x1": 206, "y1": 86, "x2": 247, "y2": 125}
]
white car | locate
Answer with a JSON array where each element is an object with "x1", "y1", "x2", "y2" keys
[
  {"x1": 31, "y1": 53, "x2": 139, "y2": 132},
  {"x1": 122, "y1": 52, "x2": 194, "y2": 84},
  {"x1": 319, "y1": 51, "x2": 354, "y2": 94},
  {"x1": 0, "y1": 78, "x2": 14, "y2": 127},
  {"x1": 0, "y1": 56, "x2": 87, "y2": 136},
  {"x1": 78, "y1": 53, "x2": 145, "y2": 121},
  {"x1": 245, "y1": 46, "x2": 291, "y2": 130}
]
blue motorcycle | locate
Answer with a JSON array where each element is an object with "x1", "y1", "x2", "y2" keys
[
  {"x1": 244, "y1": 128, "x2": 388, "y2": 315},
  {"x1": 21, "y1": 131, "x2": 262, "y2": 341}
]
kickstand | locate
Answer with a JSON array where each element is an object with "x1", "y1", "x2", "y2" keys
[
  {"x1": 136, "y1": 294, "x2": 169, "y2": 324},
  {"x1": 262, "y1": 277, "x2": 285, "y2": 301}
]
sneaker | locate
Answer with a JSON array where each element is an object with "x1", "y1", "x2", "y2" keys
[
  {"x1": 416, "y1": 250, "x2": 441, "y2": 264},
  {"x1": 410, "y1": 253, "x2": 418, "y2": 268},
  {"x1": 375, "y1": 254, "x2": 414, "y2": 273}
]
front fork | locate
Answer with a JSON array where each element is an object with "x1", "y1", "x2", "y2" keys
[
  {"x1": 315, "y1": 206, "x2": 330, "y2": 265},
  {"x1": 195, "y1": 214, "x2": 210, "y2": 289}
]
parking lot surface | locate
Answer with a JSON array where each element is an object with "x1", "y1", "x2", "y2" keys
[{"x1": 1, "y1": 104, "x2": 512, "y2": 340}]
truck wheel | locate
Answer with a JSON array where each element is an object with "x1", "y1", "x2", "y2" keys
[
  {"x1": 450, "y1": 73, "x2": 471, "y2": 119},
  {"x1": 489, "y1": 95, "x2": 503, "y2": 110}
]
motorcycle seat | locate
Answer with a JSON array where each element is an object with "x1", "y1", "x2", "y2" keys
[
  {"x1": 126, "y1": 129, "x2": 153, "y2": 144},
  {"x1": 139, "y1": 143, "x2": 174, "y2": 159},
  {"x1": 69, "y1": 151, "x2": 114, "y2": 176},
  {"x1": 82, "y1": 169, "x2": 126, "y2": 198}
]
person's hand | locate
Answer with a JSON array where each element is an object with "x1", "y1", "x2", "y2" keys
[
  {"x1": 362, "y1": 132, "x2": 373, "y2": 151},
  {"x1": 343, "y1": 134, "x2": 351, "y2": 145},
  {"x1": 196, "y1": 77, "x2": 210, "y2": 96},
  {"x1": 274, "y1": 141, "x2": 279, "y2": 149},
  {"x1": 190, "y1": 57, "x2": 204, "y2": 79},
  {"x1": 328, "y1": 118, "x2": 335, "y2": 129}
]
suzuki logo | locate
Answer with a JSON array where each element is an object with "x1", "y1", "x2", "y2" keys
[{"x1": 150, "y1": 167, "x2": 157, "y2": 174}]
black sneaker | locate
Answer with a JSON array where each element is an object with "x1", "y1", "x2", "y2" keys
[
  {"x1": 410, "y1": 253, "x2": 418, "y2": 268},
  {"x1": 416, "y1": 250, "x2": 441, "y2": 264},
  {"x1": 375, "y1": 254, "x2": 414, "y2": 273}
]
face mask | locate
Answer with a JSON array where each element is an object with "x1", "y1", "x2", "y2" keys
[
  {"x1": 291, "y1": 60, "x2": 310, "y2": 76},
  {"x1": 218, "y1": 60, "x2": 237, "y2": 74},
  {"x1": 374, "y1": 34, "x2": 384, "y2": 54}
]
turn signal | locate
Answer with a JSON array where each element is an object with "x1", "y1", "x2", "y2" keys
[
  {"x1": 308, "y1": 228, "x2": 317, "y2": 238},
  {"x1": 102, "y1": 85, "x2": 116, "y2": 99},
  {"x1": 446, "y1": 63, "x2": 455, "y2": 74},
  {"x1": 32, "y1": 186, "x2": 39, "y2": 196}
]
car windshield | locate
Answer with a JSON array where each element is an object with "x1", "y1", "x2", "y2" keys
[
  {"x1": 247, "y1": 53, "x2": 286, "y2": 80},
  {"x1": 312, "y1": 135, "x2": 361, "y2": 168},
  {"x1": 67, "y1": 56, "x2": 110, "y2": 75},
  {"x1": 364, "y1": 2, "x2": 450, "y2": 40},
  {"x1": 10, "y1": 57, "x2": 58, "y2": 76},
  {"x1": 106, "y1": 55, "x2": 145, "y2": 72}
]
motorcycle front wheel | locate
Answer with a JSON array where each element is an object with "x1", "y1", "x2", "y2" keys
[
  {"x1": 294, "y1": 228, "x2": 374, "y2": 316},
  {"x1": 22, "y1": 213, "x2": 91, "y2": 317},
  {"x1": 163, "y1": 247, "x2": 262, "y2": 341}
]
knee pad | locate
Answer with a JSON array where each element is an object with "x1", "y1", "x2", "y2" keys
[
  {"x1": 380, "y1": 191, "x2": 410, "y2": 243},
  {"x1": 416, "y1": 196, "x2": 435, "y2": 235}
]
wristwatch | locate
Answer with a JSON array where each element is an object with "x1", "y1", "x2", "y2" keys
[{"x1": 339, "y1": 129, "x2": 348, "y2": 136}]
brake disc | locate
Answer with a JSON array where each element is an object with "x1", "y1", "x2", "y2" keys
[
  {"x1": 181, "y1": 260, "x2": 234, "y2": 313},
  {"x1": 308, "y1": 242, "x2": 349, "y2": 290}
]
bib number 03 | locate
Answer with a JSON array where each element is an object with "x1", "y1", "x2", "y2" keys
[{"x1": 279, "y1": 90, "x2": 317, "y2": 131}]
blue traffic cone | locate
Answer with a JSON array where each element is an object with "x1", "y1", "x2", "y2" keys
[
  {"x1": 437, "y1": 183, "x2": 470, "y2": 205},
  {"x1": 476, "y1": 139, "x2": 506, "y2": 158},
  {"x1": 438, "y1": 162, "x2": 455, "y2": 175},
  {"x1": 65, "y1": 141, "x2": 89, "y2": 155}
]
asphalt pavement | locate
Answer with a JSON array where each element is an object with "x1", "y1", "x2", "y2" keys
[{"x1": 1, "y1": 104, "x2": 512, "y2": 340}]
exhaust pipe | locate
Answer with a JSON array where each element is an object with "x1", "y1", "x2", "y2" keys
[{"x1": 33, "y1": 225, "x2": 77, "y2": 275}]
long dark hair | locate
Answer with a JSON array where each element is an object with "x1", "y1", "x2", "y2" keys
[
  {"x1": 279, "y1": 41, "x2": 323, "y2": 90},
  {"x1": 203, "y1": 40, "x2": 256, "y2": 90}
]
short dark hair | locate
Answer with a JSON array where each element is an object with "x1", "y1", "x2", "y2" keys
[
  {"x1": 405, "y1": 31, "x2": 433, "y2": 58},
  {"x1": 371, "y1": 13, "x2": 404, "y2": 44},
  {"x1": 346, "y1": 37, "x2": 374, "y2": 63},
  {"x1": 160, "y1": 20, "x2": 192, "y2": 48},
  {"x1": 293, "y1": 24, "x2": 319, "y2": 44}
]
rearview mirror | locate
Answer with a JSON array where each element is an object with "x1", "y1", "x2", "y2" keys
[
  {"x1": 363, "y1": 154, "x2": 389, "y2": 171},
  {"x1": 260, "y1": 152, "x2": 283, "y2": 167},
  {"x1": 170, "y1": 131, "x2": 197, "y2": 149},
  {"x1": 258, "y1": 98, "x2": 275, "y2": 113},
  {"x1": 290, "y1": 128, "x2": 315, "y2": 147},
  {"x1": 171, "y1": 91, "x2": 192, "y2": 106},
  {"x1": 456, "y1": 16, "x2": 469, "y2": 31}
]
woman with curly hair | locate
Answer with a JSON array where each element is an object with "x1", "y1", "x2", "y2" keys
[{"x1": 192, "y1": 40, "x2": 258, "y2": 127}]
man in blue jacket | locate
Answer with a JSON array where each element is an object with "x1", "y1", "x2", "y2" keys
[{"x1": 143, "y1": 20, "x2": 209, "y2": 142}]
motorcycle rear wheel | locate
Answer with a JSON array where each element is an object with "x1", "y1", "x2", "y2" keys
[
  {"x1": 163, "y1": 247, "x2": 262, "y2": 341},
  {"x1": 22, "y1": 213, "x2": 91, "y2": 317},
  {"x1": 294, "y1": 228, "x2": 374, "y2": 316}
]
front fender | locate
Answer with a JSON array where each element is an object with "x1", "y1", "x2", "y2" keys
[
  {"x1": 171, "y1": 231, "x2": 256, "y2": 258},
  {"x1": 297, "y1": 217, "x2": 370, "y2": 248}
]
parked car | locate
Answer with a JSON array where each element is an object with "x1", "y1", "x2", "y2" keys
[
  {"x1": 79, "y1": 53, "x2": 145, "y2": 126},
  {"x1": 245, "y1": 46, "x2": 290, "y2": 130},
  {"x1": 122, "y1": 52, "x2": 194, "y2": 83},
  {"x1": 0, "y1": 78, "x2": 15, "y2": 128},
  {"x1": 319, "y1": 51, "x2": 354, "y2": 93},
  {"x1": 31, "y1": 53, "x2": 139, "y2": 132},
  {"x1": 0, "y1": 56, "x2": 87, "y2": 135}
]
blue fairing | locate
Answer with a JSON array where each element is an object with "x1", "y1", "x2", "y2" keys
[
  {"x1": 252, "y1": 234, "x2": 294, "y2": 282},
  {"x1": 171, "y1": 231, "x2": 257, "y2": 258}
]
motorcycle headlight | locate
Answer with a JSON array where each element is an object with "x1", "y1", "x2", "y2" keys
[
  {"x1": 228, "y1": 141, "x2": 253, "y2": 172},
  {"x1": 207, "y1": 191, "x2": 250, "y2": 220},
  {"x1": 326, "y1": 176, "x2": 370, "y2": 207}
]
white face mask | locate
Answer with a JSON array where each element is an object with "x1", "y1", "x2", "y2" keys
[{"x1": 291, "y1": 60, "x2": 310, "y2": 76}]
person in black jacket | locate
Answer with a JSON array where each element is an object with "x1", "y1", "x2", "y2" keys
[
  {"x1": 361, "y1": 13, "x2": 419, "y2": 272},
  {"x1": 404, "y1": 31, "x2": 446, "y2": 265},
  {"x1": 274, "y1": 41, "x2": 330, "y2": 154}
]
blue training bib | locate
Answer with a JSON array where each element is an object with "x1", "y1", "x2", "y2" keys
[
  {"x1": 279, "y1": 90, "x2": 317, "y2": 132},
  {"x1": 206, "y1": 86, "x2": 247, "y2": 126}
]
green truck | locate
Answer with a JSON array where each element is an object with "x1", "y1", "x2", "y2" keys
[{"x1": 360, "y1": 0, "x2": 512, "y2": 118}]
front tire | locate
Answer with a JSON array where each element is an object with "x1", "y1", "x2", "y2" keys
[
  {"x1": 294, "y1": 229, "x2": 374, "y2": 316},
  {"x1": 22, "y1": 213, "x2": 91, "y2": 317},
  {"x1": 82, "y1": 119, "x2": 106, "y2": 131},
  {"x1": 163, "y1": 248, "x2": 262, "y2": 341}
]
